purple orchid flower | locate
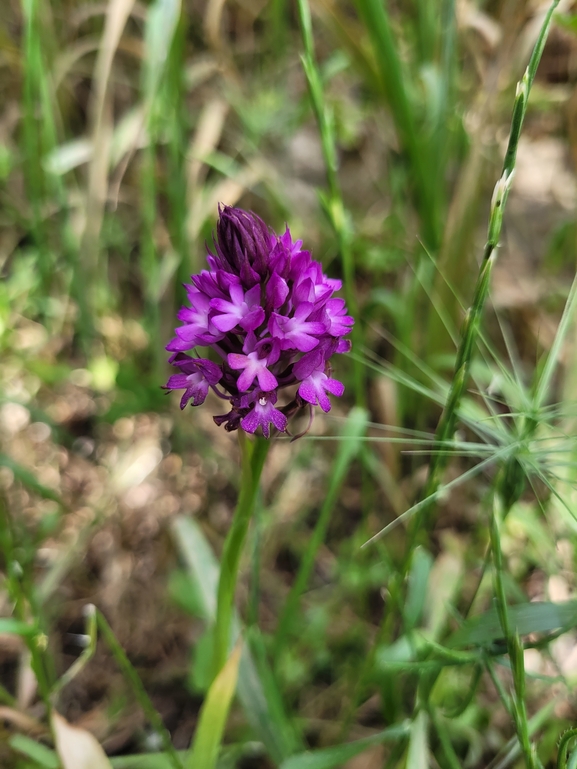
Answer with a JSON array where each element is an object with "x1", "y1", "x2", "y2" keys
[{"x1": 164, "y1": 205, "x2": 354, "y2": 437}]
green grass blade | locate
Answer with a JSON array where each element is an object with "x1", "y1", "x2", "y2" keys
[
  {"x1": 52, "y1": 605, "x2": 97, "y2": 700},
  {"x1": 406, "y1": 710, "x2": 429, "y2": 769},
  {"x1": 447, "y1": 600, "x2": 577, "y2": 648},
  {"x1": 143, "y1": 0, "x2": 182, "y2": 101},
  {"x1": 279, "y1": 723, "x2": 410, "y2": 769},
  {"x1": 187, "y1": 643, "x2": 242, "y2": 769},
  {"x1": 533, "y1": 271, "x2": 577, "y2": 409},
  {"x1": 171, "y1": 516, "x2": 303, "y2": 764},
  {"x1": 273, "y1": 407, "x2": 367, "y2": 655},
  {"x1": 140, "y1": 0, "x2": 183, "y2": 374},
  {"x1": 354, "y1": 0, "x2": 440, "y2": 249},
  {"x1": 95, "y1": 611, "x2": 184, "y2": 769},
  {"x1": 9, "y1": 734, "x2": 59, "y2": 769},
  {"x1": 411, "y1": 0, "x2": 561, "y2": 536},
  {"x1": 109, "y1": 747, "x2": 250, "y2": 768},
  {"x1": 110, "y1": 754, "x2": 187, "y2": 769},
  {"x1": 296, "y1": 0, "x2": 364, "y2": 407},
  {"x1": 403, "y1": 547, "x2": 434, "y2": 631},
  {"x1": 0, "y1": 454, "x2": 63, "y2": 506},
  {"x1": 490, "y1": 700, "x2": 557, "y2": 769},
  {"x1": 0, "y1": 618, "x2": 37, "y2": 637}
]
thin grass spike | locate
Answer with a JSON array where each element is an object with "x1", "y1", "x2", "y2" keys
[{"x1": 408, "y1": 0, "x2": 560, "y2": 538}]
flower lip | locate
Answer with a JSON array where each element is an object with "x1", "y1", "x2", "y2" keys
[
  {"x1": 240, "y1": 390, "x2": 288, "y2": 438},
  {"x1": 164, "y1": 354, "x2": 223, "y2": 409}
]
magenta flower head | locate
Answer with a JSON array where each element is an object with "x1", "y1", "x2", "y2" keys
[{"x1": 164, "y1": 205, "x2": 354, "y2": 438}]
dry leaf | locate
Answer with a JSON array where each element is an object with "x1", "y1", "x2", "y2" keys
[{"x1": 52, "y1": 712, "x2": 113, "y2": 769}]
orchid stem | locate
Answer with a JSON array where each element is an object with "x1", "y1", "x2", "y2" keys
[{"x1": 211, "y1": 433, "x2": 269, "y2": 680}]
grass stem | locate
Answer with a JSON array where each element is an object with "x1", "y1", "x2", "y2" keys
[
  {"x1": 296, "y1": 0, "x2": 365, "y2": 408},
  {"x1": 409, "y1": 0, "x2": 560, "y2": 539}
]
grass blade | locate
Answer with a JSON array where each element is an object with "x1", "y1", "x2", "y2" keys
[
  {"x1": 354, "y1": 0, "x2": 440, "y2": 249},
  {"x1": 187, "y1": 643, "x2": 242, "y2": 769},
  {"x1": 279, "y1": 723, "x2": 410, "y2": 769},
  {"x1": 171, "y1": 516, "x2": 303, "y2": 764},
  {"x1": 0, "y1": 453, "x2": 63, "y2": 506},
  {"x1": 447, "y1": 599, "x2": 577, "y2": 649},
  {"x1": 95, "y1": 611, "x2": 183, "y2": 769},
  {"x1": 411, "y1": 0, "x2": 561, "y2": 538},
  {"x1": 273, "y1": 407, "x2": 368, "y2": 655},
  {"x1": 9, "y1": 734, "x2": 59, "y2": 769}
]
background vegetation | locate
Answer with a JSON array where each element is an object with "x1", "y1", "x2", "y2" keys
[{"x1": 2, "y1": 0, "x2": 577, "y2": 767}]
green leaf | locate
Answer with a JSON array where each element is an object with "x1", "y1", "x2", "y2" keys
[
  {"x1": 279, "y1": 723, "x2": 410, "y2": 769},
  {"x1": 172, "y1": 516, "x2": 303, "y2": 763},
  {"x1": 187, "y1": 643, "x2": 242, "y2": 769},
  {"x1": 447, "y1": 600, "x2": 577, "y2": 648},
  {"x1": 404, "y1": 547, "x2": 433, "y2": 630},
  {"x1": 0, "y1": 618, "x2": 37, "y2": 637},
  {"x1": 274, "y1": 407, "x2": 368, "y2": 653},
  {"x1": 95, "y1": 612, "x2": 183, "y2": 769},
  {"x1": 0, "y1": 454, "x2": 63, "y2": 505},
  {"x1": 9, "y1": 734, "x2": 59, "y2": 768},
  {"x1": 406, "y1": 711, "x2": 428, "y2": 769},
  {"x1": 109, "y1": 746, "x2": 248, "y2": 768},
  {"x1": 168, "y1": 569, "x2": 206, "y2": 619},
  {"x1": 189, "y1": 625, "x2": 214, "y2": 693},
  {"x1": 143, "y1": 0, "x2": 182, "y2": 101},
  {"x1": 556, "y1": 13, "x2": 577, "y2": 36},
  {"x1": 111, "y1": 756, "x2": 185, "y2": 769}
]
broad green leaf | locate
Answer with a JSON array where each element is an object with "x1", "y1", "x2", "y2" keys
[
  {"x1": 404, "y1": 547, "x2": 433, "y2": 630},
  {"x1": 172, "y1": 516, "x2": 302, "y2": 763},
  {"x1": 111, "y1": 756, "x2": 185, "y2": 769},
  {"x1": 187, "y1": 643, "x2": 242, "y2": 769},
  {"x1": 172, "y1": 518, "x2": 218, "y2": 621},
  {"x1": 109, "y1": 745, "x2": 247, "y2": 768},
  {"x1": 0, "y1": 618, "x2": 37, "y2": 637},
  {"x1": 424, "y1": 546, "x2": 464, "y2": 641},
  {"x1": 447, "y1": 600, "x2": 577, "y2": 648},
  {"x1": 279, "y1": 723, "x2": 410, "y2": 769},
  {"x1": 238, "y1": 631, "x2": 302, "y2": 761},
  {"x1": 9, "y1": 734, "x2": 59, "y2": 768}
]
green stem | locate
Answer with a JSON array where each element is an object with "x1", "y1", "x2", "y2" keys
[
  {"x1": 409, "y1": 0, "x2": 560, "y2": 540},
  {"x1": 558, "y1": 730, "x2": 577, "y2": 769},
  {"x1": 354, "y1": 0, "x2": 442, "y2": 250},
  {"x1": 296, "y1": 0, "x2": 365, "y2": 409},
  {"x1": 51, "y1": 605, "x2": 97, "y2": 701},
  {"x1": 490, "y1": 489, "x2": 536, "y2": 769},
  {"x1": 212, "y1": 434, "x2": 269, "y2": 679},
  {"x1": 96, "y1": 610, "x2": 183, "y2": 769},
  {"x1": 273, "y1": 407, "x2": 366, "y2": 658},
  {"x1": 0, "y1": 498, "x2": 54, "y2": 715}
]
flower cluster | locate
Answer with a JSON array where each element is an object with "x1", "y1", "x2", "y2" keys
[{"x1": 165, "y1": 205, "x2": 353, "y2": 438}]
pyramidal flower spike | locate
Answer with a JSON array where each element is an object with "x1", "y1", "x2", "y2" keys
[{"x1": 165, "y1": 205, "x2": 354, "y2": 437}]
